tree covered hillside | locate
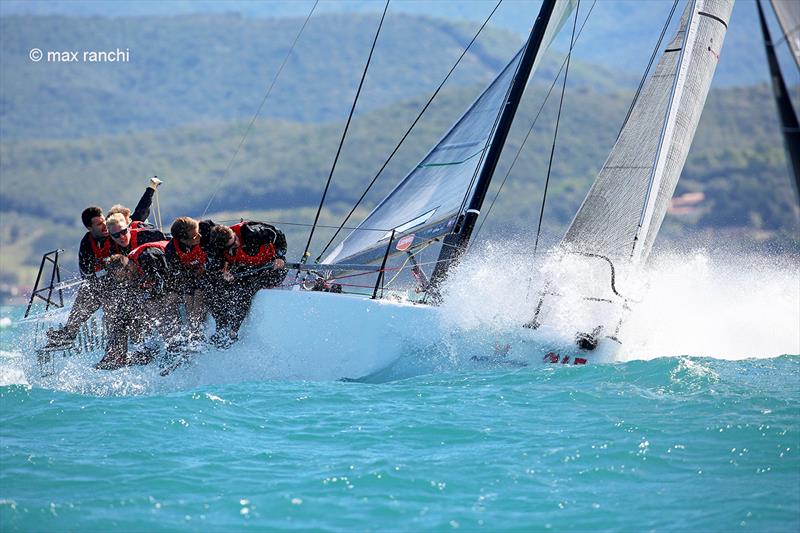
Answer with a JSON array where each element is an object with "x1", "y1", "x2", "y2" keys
[
  {"x1": 0, "y1": 12, "x2": 628, "y2": 140},
  {"x1": 1, "y1": 82, "x2": 797, "y2": 285},
  {"x1": 0, "y1": 11, "x2": 797, "y2": 288}
]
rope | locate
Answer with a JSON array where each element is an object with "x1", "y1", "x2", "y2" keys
[
  {"x1": 383, "y1": 241, "x2": 435, "y2": 286},
  {"x1": 200, "y1": 0, "x2": 320, "y2": 217},
  {"x1": 154, "y1": 186, "x2": 164, "y2": 233},
  {"x1": 300, "y1": 0, "x2": 390, "y2": 267},
  {"x1": 475, "y1": 0, "x2": 597, "y2": 240},
  {"x1": 314, "y1": 0, "x2": 504, "y2": 262},
  {"x1": 533, "y1": 0, "x2": 580, "y2": 256}
]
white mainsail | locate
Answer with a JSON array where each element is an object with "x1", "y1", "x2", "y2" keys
[{"x1": 562, "y1": 0, "x2": 734, "y2": 267}]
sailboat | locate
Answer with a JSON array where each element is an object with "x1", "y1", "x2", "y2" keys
[{"x1": 23, "y1": 0, "x2": 735, "y2": 381}]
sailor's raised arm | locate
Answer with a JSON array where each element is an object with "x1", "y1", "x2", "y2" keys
[{"x1": 131, "y1": 177, "x2": 162, "y2": 223}]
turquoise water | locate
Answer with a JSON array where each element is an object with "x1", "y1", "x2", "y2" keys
[{"x1": 1, "y1": 307, "x2": 799, "y2": 531}]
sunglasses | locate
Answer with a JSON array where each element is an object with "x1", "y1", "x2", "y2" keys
[{"x1": 110, "y1": 226, "x2": 130, "y2": 239}]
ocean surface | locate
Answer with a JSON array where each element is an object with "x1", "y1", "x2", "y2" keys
[{"x1": 1, "y1": 251, "x2": 799, "y2": 531}]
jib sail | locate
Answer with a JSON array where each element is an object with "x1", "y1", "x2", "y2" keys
[{"x1": 321, "y1": 0, "x2": 576, "y2": 268}]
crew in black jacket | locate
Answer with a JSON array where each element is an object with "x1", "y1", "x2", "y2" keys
[
  {"x1": 46, "y1": 178, "x2": 162, "y2": 348},
  {"x1": 162, "y1": 216, "x2": 217, "y2": 344},
  {"x1": 205, "y1": 220, "x2": 288, "y2": 347}
]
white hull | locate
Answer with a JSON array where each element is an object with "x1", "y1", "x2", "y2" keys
[
  {"x1": 22, "y1": 288, "x2": 620, "y2": 383},
  {"x1": 231, "y1": 289, "x2": 620, "y2": 380}
]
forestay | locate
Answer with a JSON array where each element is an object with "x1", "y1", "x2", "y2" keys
[
  {"x1": 322, "y1": 0, "x2": 576, "y2": 267},
  {"x1": 561, "y1": 0, "x2": 734, "y2": 266}
]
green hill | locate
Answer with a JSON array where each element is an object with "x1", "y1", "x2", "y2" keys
[
  {"x1": 0, "y1": 13, "x2": 627, "y2": 141},
  {"x1": 1, "y1": 82, "x2": 797, "y2": 286}
]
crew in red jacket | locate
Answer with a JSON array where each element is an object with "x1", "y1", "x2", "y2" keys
[
  {"x1": 205, "y1": 220, "x2": 287, "y2": 347},
  {"x1": 46, "y1": 178, "x2": 163, "y2": 348},
  {"x1": 163, "y1": 216, "x2": 216, "y2": 344}
]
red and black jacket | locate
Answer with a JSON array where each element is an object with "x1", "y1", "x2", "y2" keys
[
  {"x1": 225, "y1": 221, "x2": 286, "y2": 267},
  {"x1": 129, "y1": 241, "x2": 170, "y2": 289},
  {"x1": 128, "y1": 240, "x2": 169, "y2": 264},
  {"x1": 112, "y1": 228, "x2": 167, "y2": 256},
  {"x1": 78, "y1": 233, "x2": 113, "y2": 277},
  {"x1": 164, "y1": 220, "x2": 215, "y2": 289}
]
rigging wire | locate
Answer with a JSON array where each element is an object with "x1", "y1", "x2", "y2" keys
[
  {"x1": 474, "y1": 0, "x2": 597, "y2": 240},
  {"x1": 299, "y1": 0, "x2": 390, "y2": 267},
  {"x1": 532, "y1": 0, "x2": 581, "y2": 255},
  {"x1": 314, "y1": 0, "x2": 504, "y2": 263},
  {"x1": 200, "y1": 0, "x2": 320, "y2": 218}
]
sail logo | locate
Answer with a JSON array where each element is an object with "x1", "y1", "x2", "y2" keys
[{"x1": 395, "y1": 234, "x2": 415, "y2": 251}]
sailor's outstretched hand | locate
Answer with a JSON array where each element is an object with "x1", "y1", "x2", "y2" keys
[
  {"x1": 273, "y1": 258, "x2": 285, "y2": 270},
  {"x1": 148, "y1": 176, "x2": 163, "y2": 190}
]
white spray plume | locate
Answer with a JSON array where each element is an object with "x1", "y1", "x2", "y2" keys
[{"x1": 441, "y1": 240, "x2": 799, "y2": 361}]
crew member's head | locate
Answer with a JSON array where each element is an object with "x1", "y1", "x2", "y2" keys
[
  {"x1": 105, "y1": 254, "x2": 131, "y2": 279},
  {"x1": 81, "y1": 206, "x2": 108, "y2": 238},
  {"x1": 209, "y1": 225, "x2": 237, "y2": 256},
  {"x1": 107, "y1": 204, "x2": 132, "y2": 225},
  {"x1": 171, "y1": 217, "x2": 201, "y2": 248},
  {"x1": 107, "y1": 213, "x2": 132, "y2": 248}
]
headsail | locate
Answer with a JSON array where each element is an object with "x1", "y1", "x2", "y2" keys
[
  {"x1": 562, "y1": 0, "x2": 734, "y2": 266},
  {"x1": 322, "y1": 0, "x2": 576, "y2": 267}
]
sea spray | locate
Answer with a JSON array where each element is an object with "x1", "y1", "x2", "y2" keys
[
  {"x1": 620, "y1": 249, "x2": 800, "y2": 360},
  {"x1": 439, "y1": 241, "x2": 799, "y2": 361}
]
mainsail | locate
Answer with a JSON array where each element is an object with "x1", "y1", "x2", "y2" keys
[
  {"x1": 562, "y1": 0, "x2": 734, "y2": 266},
  {"x1": 322, "y1": 0, "x2": 576, "y2": 267}
]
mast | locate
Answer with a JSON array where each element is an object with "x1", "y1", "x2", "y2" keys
[
  {"x1": 428, "y1": 0, "x2": 560, "y2": 292},
  {"x1": 757, "y1": 0, "x2": 800, "y2": 202}
]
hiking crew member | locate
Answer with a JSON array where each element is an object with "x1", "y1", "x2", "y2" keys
[
  {"x1": 46, "y1": 178, "x2": 163, "y2": 348},
  {"x1": 126, "y1": 241, "x2": 183, "y2": 367},
  {"x1": 164, "y1": 216, "x2": 216, "y2": 342},
  {"x1": 106, "y1": 213, "x2": 167, "y2": 255},
  {"x1": 107, "y1": 177, "x2": 162, "y2": 229},
  {"x1": 206, "y1": 220, "x2": 287, "y2": 347}
]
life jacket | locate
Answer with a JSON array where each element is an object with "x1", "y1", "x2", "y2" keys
[
  {"x1": 129, "y1": 241, "x2": 169, "y2": 288},
  {"x1": 172, "y1": 238, "x2": 207, "y2": 269},
  {"x1": 88, "y1": 234, "x2": 112, "y2": 272},
  {"x1": 227, "y1": 222, "x2": 276, "y2": 266},
  {"x1": 128, "y1": 240, "x2": 168, "y2": 264},
  {"x1": 129, "y1": 220, "x2": 146, "y2": 229}
]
